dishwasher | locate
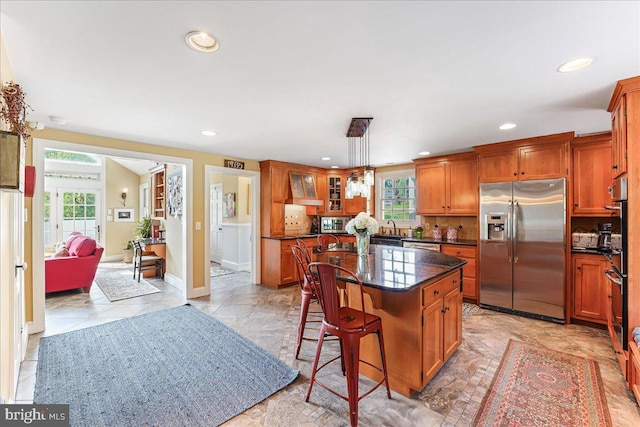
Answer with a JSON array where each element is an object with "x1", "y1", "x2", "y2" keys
[{"x1": 402, "y1": 241, "x2": 441, "y2": 251}]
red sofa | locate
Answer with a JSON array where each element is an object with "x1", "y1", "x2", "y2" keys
[{"x1": 45, "y1": 233, "x2": 104, "y2": 293}]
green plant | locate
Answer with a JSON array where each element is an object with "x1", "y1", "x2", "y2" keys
[
  {"x1": 124, "y1": 241, "x2": 134, "y2": 250},
  {"x1": 133, "y1": 217, "x2": 152, "y2": 239},
  {"x1": 414, "y1": 224, "x2": 424, "y2": 232}
]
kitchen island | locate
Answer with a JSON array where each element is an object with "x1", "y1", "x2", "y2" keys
[{"x1": 314, "y1": 244, "x2": 466, "y2": 397}]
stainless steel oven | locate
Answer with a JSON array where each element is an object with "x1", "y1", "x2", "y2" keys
[{"x1": 605, "y1": 177, "x2": 627, "y2": 351}]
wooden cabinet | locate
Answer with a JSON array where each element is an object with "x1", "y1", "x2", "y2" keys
[
  {"x1": 260, "y1": 161, "x2": 294, "y2": 237},
  {"x1": 415, "y1": 153, "x2": 477, "y2": 215},
  {"x1": 151, "y1": 165, "x2": 166, "y2": 218},
  {"x1": 327, "y1": 174, "x2": 344, "y2": 213},
  {"x1": 629, "y1": 341, "x2": 640, "y2": 404},
  {"x1": 261, "y1": 237, "x2": 318, "y2": 288},
  {"x1": 611, "y1": 95, "x2": 627, "y2": 178},
  {"x1": 571, "y1": 134, "x2": 613, "y2": 216},
  {"x1": 422, "y1": 270, "x2": 462, "y2": 386},
  {"x1": 572, "y1": 254, "x2": 608, "y2": 324},
  {"x1": 441, "y1": 245, "x2": 477, "y2": 301},
  {"x1": 476, "y1": 133, "x2": 571, "y2": 183}
]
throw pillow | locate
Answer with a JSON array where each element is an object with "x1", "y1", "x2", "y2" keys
[
  {"x1": 66, "y1": 232, "x2": 83, "y2": 247},
  {"x1": 69, "y1": 236, "x2": 96, "y2": 257}
]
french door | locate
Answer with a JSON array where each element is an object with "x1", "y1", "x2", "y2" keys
[{"x1": 44, "y1": 187, "x2": 102, "y2": 248}]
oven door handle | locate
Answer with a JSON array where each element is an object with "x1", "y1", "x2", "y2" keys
[
  {"x1": 604, "y1": 205, "x2": 621, "y2": 211},
  {"x1": 605, "y1": 269, "x2": 623, "y2": 285}
]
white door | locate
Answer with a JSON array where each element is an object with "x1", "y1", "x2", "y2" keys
[
  {"x1": 13, "y1": 191, "x2": 26, "y2": 379},
  {"x1": 210, "y1": 184, "x2": 223, "y2": 262},
  {"x1": 139, "y1": 183, "x2": 149, "y2": 219},
  {"x1": 45, "y1": 187, "x2": 102, "y2": 247}
]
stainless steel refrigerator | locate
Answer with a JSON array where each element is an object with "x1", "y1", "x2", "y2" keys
[{"x1": 479, "y1": 178, "x2": 566, "y2": 322}]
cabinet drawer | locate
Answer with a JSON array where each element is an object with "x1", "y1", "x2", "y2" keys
[
  {"x1": 462, "y1": 258, "x2": 476, "y2": 279},
  {"x1": 462, "y1": 277, "x2": 477, "y2": 299},
  {"x1": 442, "y1": 245, "x2": 476, "y2": 259},
  {"x1": 423, "y1": 272, "x2": 460, "y2": 307}
]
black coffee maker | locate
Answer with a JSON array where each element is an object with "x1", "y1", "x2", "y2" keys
[{"x1": 597, "y1": 223, "x2": 612, "y2": 251}]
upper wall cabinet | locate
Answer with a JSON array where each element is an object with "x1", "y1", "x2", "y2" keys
[
  {"x1": 415, "y1": 153, "x2": 477, "y2": 215},
  {"x1": 475, "y1": 132, "x2": 571, "y2": 183},
  {"x1": 610, "y1": 93, "x2": 628, "y2": 179},
  {"x1": 151, "y1": 164, "x2": 166, "y2": 219},
  {"x1": 571, "y1": 133, "x2": 613, "y2": 216}
]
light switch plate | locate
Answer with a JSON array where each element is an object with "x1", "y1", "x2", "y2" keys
[{"x1": 195, "y1": 221, "x2": 201, "y2": 230}]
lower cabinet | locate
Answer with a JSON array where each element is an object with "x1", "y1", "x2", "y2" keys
[
  {"x1": 441, "y1": 244, "x2": 477, "y2": 301},
  {"x1": 261, "y1": 237, "x2": 317, "y2": 288},
  {"x1": 572, "y1": 254, "x2": 608, "y2": 324},
  {"x1": 422, "y1": 270, "x2": 462, "y2": 385}
]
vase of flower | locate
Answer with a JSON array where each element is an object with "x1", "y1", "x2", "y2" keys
[
  {"x1": 356, "y1": 232, "x2": 370, "y2": 257},
  {"x1": 346, "y1": 212, "x2": 379, "y2": 257}
]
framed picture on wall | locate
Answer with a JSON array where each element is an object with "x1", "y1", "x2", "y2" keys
[
  {"x1": 224, "y1": 192, "x2": 236, "y2": 217},
  {"x1": 114, "y1": 208, "x2": 135, "y2": 222},
  {"x1": 167, "y1": 172, "x2": 183, "y2": 216}
]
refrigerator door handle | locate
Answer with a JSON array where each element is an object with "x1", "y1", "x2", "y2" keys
[
  {"x1": 513, "y1": 200, "x2": 519, "y2": 263},
  {"x1": 507, "y1": 200, "x2": 512, "y2": 262}
]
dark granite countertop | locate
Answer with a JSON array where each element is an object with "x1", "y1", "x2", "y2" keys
[
  {"x1": 571, "y1": 248, "x2": 606, "y2": 256},
  {"x1": 262, "y1": 234, "x2": 477, "y2": 245},
  {"x1": 262, "y1": 233, "x2": 351, "y2": 240},
  {"x1": 400, "y1": 237, "x2": 477, "y2": 246},
  {"x1": 313, "y1": 243, "x2": 466, "y2": 292}
]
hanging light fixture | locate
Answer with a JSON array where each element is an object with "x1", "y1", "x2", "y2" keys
[{"x1": 345, "y1": 117, "x2": 374, "y2": 199}]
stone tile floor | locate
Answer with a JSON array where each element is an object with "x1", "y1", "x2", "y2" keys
[{"x1": 16, "y1": 263, "x2": 640, "y2": 426}]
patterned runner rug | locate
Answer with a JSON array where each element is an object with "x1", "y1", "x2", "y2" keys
[
  {"x1": 472, "y1": 339, "x2": 612, "y2": 427},
  {"x1": 94, "y1": 269, "x2": 160, "y2": 301},
  {"x1": 34, "y1": 304, "x2": 298, "y2": 427},
  {"x1": 462, "y1": 302, "x2": 480, "y2": 320}
]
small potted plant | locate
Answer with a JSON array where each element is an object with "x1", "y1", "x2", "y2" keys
[
  {"x1": 133, "y1": 216, "x2": 152, "y2": 240},
  {"x1": 122, "y1": 241, "x2": 134, "y2": 263},
  {"x1": 414, "y1": 224, "x2": 424, "y2": 239}
]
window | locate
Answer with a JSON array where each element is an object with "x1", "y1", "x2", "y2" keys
[{"x1": 377, "y1": 170, "x2": 416, "y2": 224}]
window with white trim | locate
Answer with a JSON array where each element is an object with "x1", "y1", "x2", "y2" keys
[{"x1": 376, "y1": 169, "x2": 416, "y2": 225}]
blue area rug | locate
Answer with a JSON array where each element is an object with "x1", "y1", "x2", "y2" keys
[{"x1": 34, "y1": 304, "x2": 298, "y2": 426}]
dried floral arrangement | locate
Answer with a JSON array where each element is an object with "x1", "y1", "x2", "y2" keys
[{"x1": 0, "y1": 81, "x2": 32, "y2": 139}]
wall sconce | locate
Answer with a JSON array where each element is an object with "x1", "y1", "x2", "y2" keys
[{"x1": 121, "y1": 188, "x2": 128, "y2": 206}]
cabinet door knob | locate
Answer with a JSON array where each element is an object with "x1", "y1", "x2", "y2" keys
[
  {"x1": 521, "y1": 171, "x2": 525, "y2": 175},
  {"x1": 577, "y1": 266, "x2": 581, "y2": 270},
  {"x1": 453, "y1": 280, "x2": 458, "y2": 284},
  {"x1": 434, "y1": 289, "x2": 440, "y2": 295},
  {"x1": 612, "y1": 165, "x2": 618, "y2": 170},
  {"x1": 513, "y1": 172, "x2": 517, "y2": 176},
  {"x1": 574, "y1": 203, "x2": 579, "y2": 207}
]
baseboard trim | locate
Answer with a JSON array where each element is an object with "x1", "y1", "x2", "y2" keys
[
  {"x1": 101, "y1": 254, "x2": 129, "y2": 263},
  {"x1": 163, "y1": 273, "x2": 184, "y2": 291},
  {"x1": 221, "y1": 260, "x2": 251, "y2": 272}
]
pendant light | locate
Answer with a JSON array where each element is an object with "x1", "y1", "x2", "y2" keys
[{"x1": 345, "y1": 117, "x2": 374, "y2": 199}]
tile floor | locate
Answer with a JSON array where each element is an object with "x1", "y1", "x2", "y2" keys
[{"x1": 16, "y1": 263, "x2": 640, "y2": 426}]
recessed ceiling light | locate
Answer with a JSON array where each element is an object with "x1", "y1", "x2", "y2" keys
[
  {"x1": 557, "y1": 57, "x2": 595, "y2": 73},
  {"x1": 49, "y1": 115, "x2": 66, "y2": 125},
  {"x1": 185, "y1": 31, "x2": 219, "y2": 52},
  {"x1": 331, "y1": 165, "x2": 340, "y2": 169},
  {"x1": 201, "y1": 130, "x2": 216, "y2": 136},
  {"x1": 321, "y1": 157, "x2": 331, "y2": 161},
  {"x1": 499, "y1": 123, "x2": 517, "y2": 130},
  {"x1": 418, "y1": 151, "x2": 430, "y2": 156}
]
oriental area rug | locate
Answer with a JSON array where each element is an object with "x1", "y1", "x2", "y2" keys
[
  {"x1": 34, "y1": 304, "x2": 299, "y2": 427},
  {"x1": 472, "y1": 339, "x2": 612, "y2": 427},
  {"x1": 210, "y1": 263, "x2": 234, "y2": 277},
  {"x1": 93, "y1": 269, "x2": 160, "y2": 301}
]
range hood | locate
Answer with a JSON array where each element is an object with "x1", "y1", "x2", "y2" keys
[
  {"x1": 286, "y1": 172, "x2": 323, "y2": 206},
  {"x1": 285, "y1": 197, "x2": 323, "y2": 206}
]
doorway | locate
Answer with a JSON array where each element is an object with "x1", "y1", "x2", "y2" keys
[
  {"x1": 32, "y1": 138, "x2": 194, "y2": 334},
  {"x1": 204, "y1": 165, "x2": 260, "y2": 292}
]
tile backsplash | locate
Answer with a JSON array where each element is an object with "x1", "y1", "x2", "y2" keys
[
  {"x1": 284, "y1": 204, "x2": 312, "y2": 234},
  {"x1": 420, "y1": 216, "x2": 478, "y2": 240}
]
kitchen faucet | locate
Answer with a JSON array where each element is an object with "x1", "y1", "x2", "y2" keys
[{"x1": 387, "y1": 220, "x2": 396, "y2": 236}]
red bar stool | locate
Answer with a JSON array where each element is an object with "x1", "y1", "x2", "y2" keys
[
  {"x1": 292, "y1": 245, "x2": 323, "y2": 359},
  {"x1": 306, "y1": 262, "x2": 391, "y2": 427},
  {"x1": 316, "y1": 233, "x2": 340, "y2": 248}
]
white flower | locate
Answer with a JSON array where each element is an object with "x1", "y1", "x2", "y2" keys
[{"x1": 345, "y1": 212, "x2": 379, "y2": 236}]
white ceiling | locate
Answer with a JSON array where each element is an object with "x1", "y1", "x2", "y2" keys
[{"x1": 1, "y1": 1, "x2": 639, "y2": 168}]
